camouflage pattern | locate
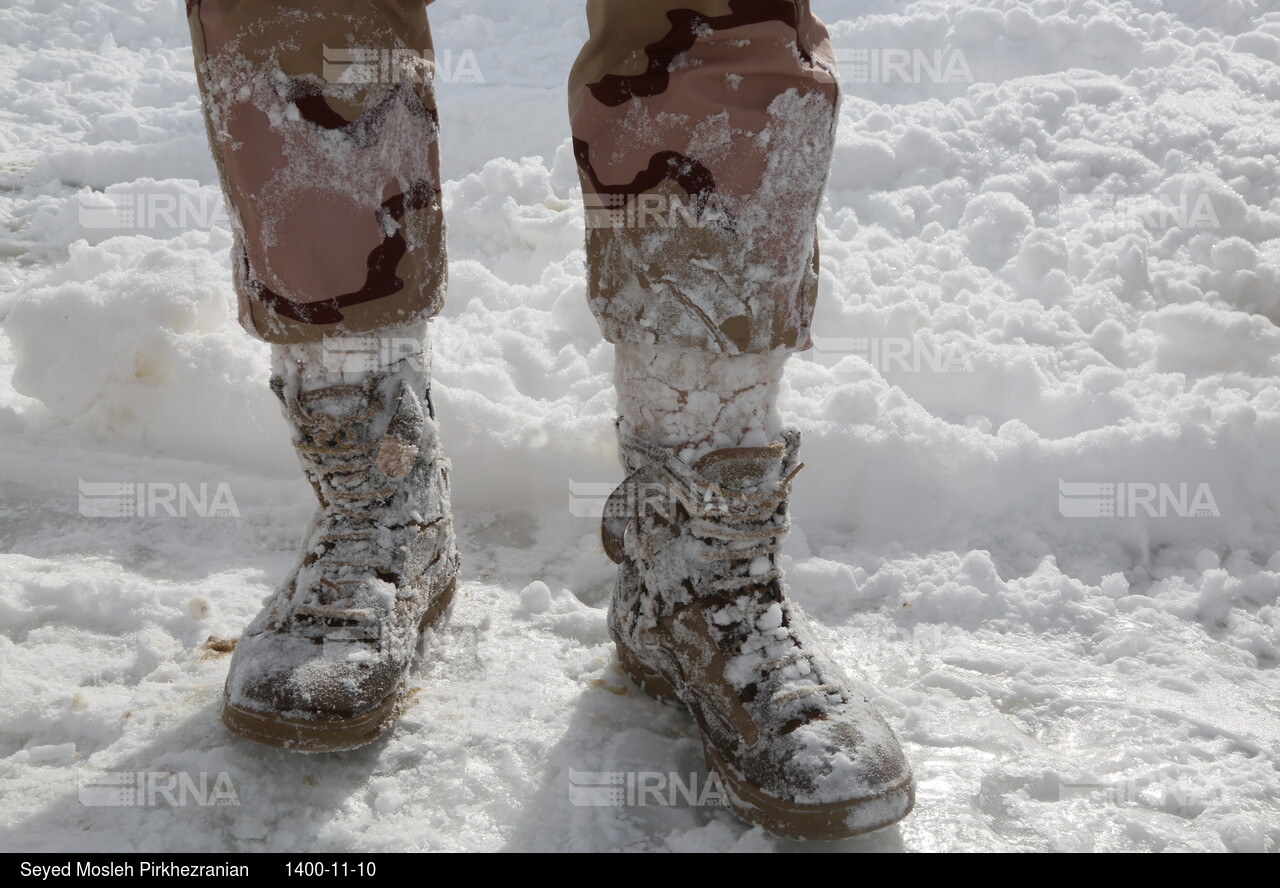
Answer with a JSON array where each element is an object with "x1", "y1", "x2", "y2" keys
[
  {"x1": 187, "y1": 0, "x2": 446, "y2": 343},
  {"x1": 570, "y1": 0, "x2": 840, "y2": 354},
  {"x1": 188, "y1": 1, "x2": 838, "y2": 352}
]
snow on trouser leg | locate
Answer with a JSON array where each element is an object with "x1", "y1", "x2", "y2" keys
[
  {"x1": 186, "y1": 0, "x2": 446, "y2": 344},
  {"x1": 569, "y1": 0, "x2": 840, "y2": 355}
]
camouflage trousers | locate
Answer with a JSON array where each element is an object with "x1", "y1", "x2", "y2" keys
[{"x1": 187, "y1": 0, "x2": 839, "y2": 353}]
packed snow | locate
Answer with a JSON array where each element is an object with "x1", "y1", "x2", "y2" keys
[{"x1": 2, "y1": 0, "x2": 1279, "y2": 852}]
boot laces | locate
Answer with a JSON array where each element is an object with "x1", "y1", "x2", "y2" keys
[
  {"x1": 284, "y1": 379, "x2": 407, "y2": 611},
  {"x1": 627, "y1": 439, "x2": 845, "y2": 709}
]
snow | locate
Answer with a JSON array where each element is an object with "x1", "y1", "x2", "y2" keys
[{"x1": 2, "y1": 0, "x2": 1279, "y2": 853}]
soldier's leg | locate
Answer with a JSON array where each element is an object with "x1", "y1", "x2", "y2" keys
[
  {"x1": 575, "y1": 3, "x2": 915, "y2": 841},
  {"x1": 570, "y1": 0, "x2": 839, "y2": 358},
  {"x1": 188, "y1": 0, "x2": 445, "y2": 344},
  {"x1": 186, "y1": 1, "x2": 459, "y2": 752},
  {"x1": 570, "y1": 0, "x2": 840, "y2": 461}
]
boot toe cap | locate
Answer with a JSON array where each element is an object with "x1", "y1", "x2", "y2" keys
[{"x1": 226, "y1": 631, "x2": 401, "y2": 721}]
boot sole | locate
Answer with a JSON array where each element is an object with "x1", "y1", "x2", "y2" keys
[
  {"x1": 615, "y1": 640, "x2": 914, "y2": 840},
  {"x1": 221, "y1": 574, "x2": 457, "y2": 753}
]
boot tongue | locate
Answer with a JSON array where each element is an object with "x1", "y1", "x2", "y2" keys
[
  {"x1": 376, "y1": 382, "x2": 424, "y2": 478},
  {"x1": 301, "y1": 385, "x2": 376, "y2": 425},
  {"x1": 692, "y1": 441, "x2": 786, "y2": 492}
]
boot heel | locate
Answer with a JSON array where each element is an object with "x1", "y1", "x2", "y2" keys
[
  {"x1": 418, "y1": 573, "x2": 458, "y2": 632},
  {"x1": 614, "y1": 641, "x2": 678, "y2": 704}
]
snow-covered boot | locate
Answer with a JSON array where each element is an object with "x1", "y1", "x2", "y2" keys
[
  {"x1": 602, "y1": 429, "x2": 914, "y2": 839},
  {"x1": 221, "y1": 358, "x2": 459, "y2": 752}
]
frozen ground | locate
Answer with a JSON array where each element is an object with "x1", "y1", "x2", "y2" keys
[{"x1": 2, "y1": 0, "x2": 1280, "y2": 853}]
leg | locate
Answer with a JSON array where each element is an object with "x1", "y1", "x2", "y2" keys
[
  {"x1": 573, "y1": 1, "x2": 916, "y2": 839},
  {"x1": 189, "y1": 0, "x2": 445, "y2": 343},
  {"x1": 570, "y1": 0, "x2": 837, "y2": 355},
  {"x1": 571, "y1": 0, "x2": 839, "y2": 463},
  {"x1": 187, "y1": 0, "x2": 458, "y2": 751}
]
